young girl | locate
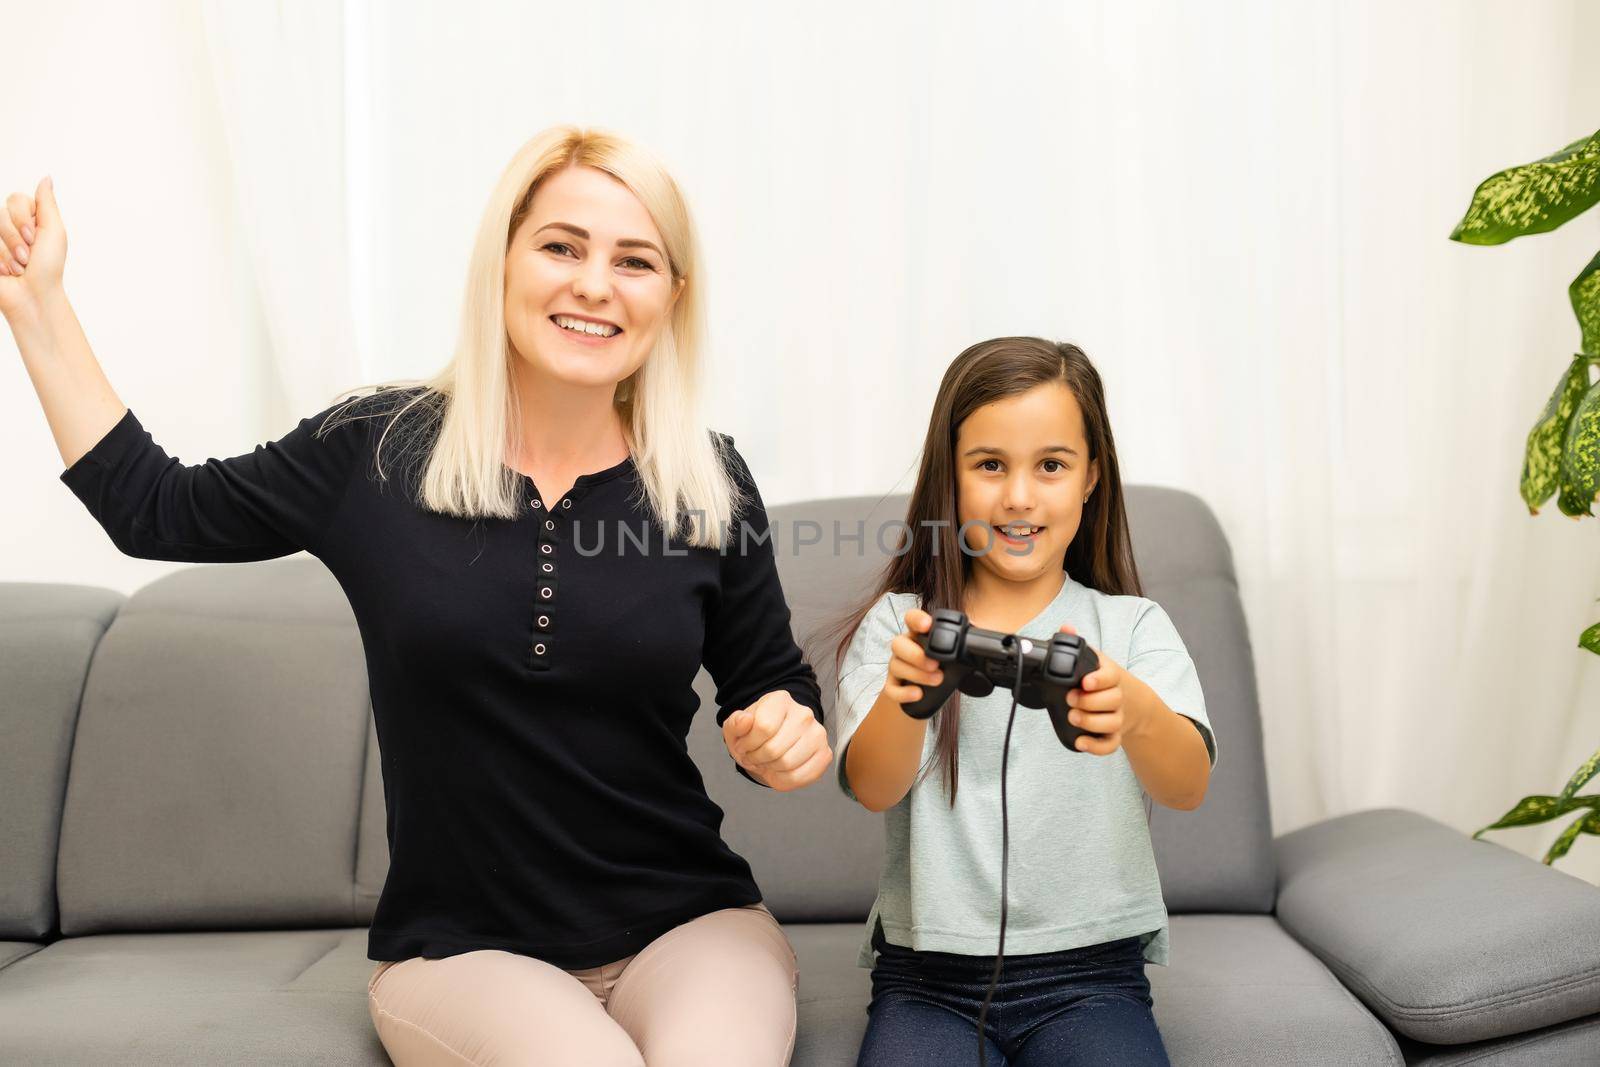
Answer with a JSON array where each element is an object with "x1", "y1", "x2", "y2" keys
[{"x1": 831, "y1": 337, "x2": 1218, "y2": 1067}]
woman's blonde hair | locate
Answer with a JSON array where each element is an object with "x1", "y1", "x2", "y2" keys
[{"x1": 319, "y1": 124, "x2": 740, "y2": 548}]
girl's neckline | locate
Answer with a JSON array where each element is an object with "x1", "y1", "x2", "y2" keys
[{"x1": 964, "y1": 571, "x2": 1079, "y2": 636}]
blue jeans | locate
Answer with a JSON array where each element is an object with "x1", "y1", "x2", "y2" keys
[{"x1": 856, "y1": 920, "x2": 1171, "y2": 1067}]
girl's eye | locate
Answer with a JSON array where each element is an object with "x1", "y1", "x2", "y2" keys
[{"x1": 979, "y1": 458, "x2": 1067, "y2": 473}]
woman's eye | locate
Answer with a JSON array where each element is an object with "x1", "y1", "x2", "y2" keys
[
  {"x1": 1042, "y1": 459, "x2": 1064, "y2": 474},
  {"x1": 543, "y1": 243, "x2": 655, "y2": 272},
  {"x1": 980, "y1": 460, "x2": 1002, "y2": 472}
]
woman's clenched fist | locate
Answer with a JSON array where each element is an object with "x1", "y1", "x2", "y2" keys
[{"x1": 0, "y1": 177, "x2": 68, "y2": 321}]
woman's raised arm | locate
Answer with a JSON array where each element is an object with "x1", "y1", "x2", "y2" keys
[
  {"x1": 3, "y1": 176, "x2": 371, "y2": 563},
  {"x1": 1, "y1": 178, "x2": 128, "y2": 469}
]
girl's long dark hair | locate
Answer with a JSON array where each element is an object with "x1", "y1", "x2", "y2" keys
[{"x1": 820, "y1": 337, "x2": 1144, "y2": 806}]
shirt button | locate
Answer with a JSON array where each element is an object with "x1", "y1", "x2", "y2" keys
[
  {"x1": 532, "y1": 499, "x2": 542, "y2": 510},
  {"x1": 534, "y1": 643, "x2": 546, "y2": 655},
  {"x1": 544, "y1": 520, "x2": 554, "y2": 531},
  {"x1": 542, "y1": 562, "x2": 553, "y2": 573},
  {"x1": 537, "y1": 615, "x2": 550, "y2": 627},
  {"x1": 562, "y1": 499, "x2": 572, "y2": 509},
  {"x1": 541, "y1": 544, "x2": 552, "y2": 555},
  {"x1": 541, "y1": 587, "x2": 553, "y2": 599}
]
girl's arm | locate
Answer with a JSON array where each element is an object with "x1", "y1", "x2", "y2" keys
[
  {"x1": 1120, "y1": 671, "x2": 1212, "y2": 810},
  {"x1": 1063, "y1": 606, "x2": 1215, "y2": 810},
  {"x1": 842, "y1": 607, "x2": 938, "y2": 812},
  {"x1": 844, "y1": 686, "x2": 931, "y2": 812}
]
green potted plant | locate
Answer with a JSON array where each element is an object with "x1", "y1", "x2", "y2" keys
[{"x1": 1451, "y1": 127, "x2": 1600, "y2": 864}]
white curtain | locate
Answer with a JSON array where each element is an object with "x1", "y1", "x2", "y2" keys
[
  {"x1": 199, "y1": 0, "x2": 364, "y2": 419},
  {"x1": 195, "y1": 0, "x2": 1600, "y2": 882}
]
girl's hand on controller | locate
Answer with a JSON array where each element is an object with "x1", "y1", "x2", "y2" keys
[
  {"x1": 1058, "y1": 623, "x2": 1134, "y2": 755},
  {"x1": 885, "y1": 609, "x2": 944, "y2": 707}
]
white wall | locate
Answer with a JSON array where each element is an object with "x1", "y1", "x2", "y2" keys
[{"x1": 2, "y1": 0, "x2": 282, "y2": 594}]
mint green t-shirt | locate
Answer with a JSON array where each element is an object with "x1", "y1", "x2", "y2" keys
[{"x1": 834, "y1": 573, "x2": 1218, "y2": 969}]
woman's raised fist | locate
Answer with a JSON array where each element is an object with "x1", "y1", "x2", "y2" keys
[{"x1": 0, "y1": 177, "x2": 68, "y2": 321}]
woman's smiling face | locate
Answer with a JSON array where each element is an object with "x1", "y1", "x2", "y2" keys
[
  {"x1": 955, "y1": 381, "x2": 1100, "y2": 586},
  {"x1": 503, "y1": 164, "x2": 682, "y2": 392}
]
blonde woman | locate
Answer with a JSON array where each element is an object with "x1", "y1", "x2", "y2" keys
[{"x1": 2, "y1": 127, "x2": 828, "y2": 1066}]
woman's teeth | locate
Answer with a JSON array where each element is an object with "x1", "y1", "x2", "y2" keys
[
  {"x1": 552, "y1": 315, "x2": 621, "y2": 338},
  {"x1": 999, "y1": 525, "x2": 1044, "y2": 540}
]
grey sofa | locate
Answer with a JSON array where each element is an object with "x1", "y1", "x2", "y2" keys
[{"x1": 4, "y1": 486, "x2": 1600, "y2": 1065}]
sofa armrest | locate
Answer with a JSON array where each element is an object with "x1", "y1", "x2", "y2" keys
[{"x1": 1274, "y1": 807, "x2": 1600, "y2": 1045}]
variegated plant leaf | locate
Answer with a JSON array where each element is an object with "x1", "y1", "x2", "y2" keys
[
  {"x1": 1523, "y1": 354, "x2": 1591, "y2": 512},
  {"x1": 1450, "y1": 129, "x2": 1600, "y2": 245},
  {"x1": 1573, "y1": 250, "x2": 1600, "y2": 355},
  {"x1": 1542, "y1": 808, "x2": 1600, "y2": 864},
  {"x1": 1580, "y1": 621, "x2": 1600, "y2": 656},
  {"x1": 1558, "y1": 744, "x2": 1600, "y2": 803},
  {"x1": 1472, "y1": 792, "x2": 1600, "y2": 839},
  {"x1": 1557, "y1": 376, "x2": 1600, "y2": 516}
]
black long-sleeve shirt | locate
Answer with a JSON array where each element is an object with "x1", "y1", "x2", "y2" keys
[{"x1": 58, "y1": 386, "x2": 823, "y2": 968}]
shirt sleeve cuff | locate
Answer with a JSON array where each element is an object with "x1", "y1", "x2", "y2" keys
[
  {"x1": 777, "y1": 679, "x2": 825, "y2": 725},
  {"x1": 59, "y1": 407, "x2": 142, "y2": 488},
  {"x1": 733, "y1": 759, "x2": 771, "y2": 788}
]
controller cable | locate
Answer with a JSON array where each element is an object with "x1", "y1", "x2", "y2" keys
[
  {"x1": 966, "y1": 630, "x2": 1152, "y2": 1066},
  {"x1": 974, "y1": 646, "x2": 1026, "y2": 1067}
]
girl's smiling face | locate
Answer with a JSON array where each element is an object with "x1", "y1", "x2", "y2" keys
[
  {"x1": 503, "y1": 164, "x2": 682, "y2": 391},
  {"x1": 956, "y1": 381, "x2": 1100, "y2": 588}
]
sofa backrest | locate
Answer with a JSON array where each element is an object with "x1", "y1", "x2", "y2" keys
[
  {"x1": 44, "y1": 559, "x2": 383, "y2": 936},
  {"x1": 1124, "y1": 486, "x2": 1275, "y2": 911},
  {"x1": 3, "y1": 484, "x2": 1272, "y2": 939},
  {"x1": 690, "y1": 487, "x2": 1276, "y2": 917},
  {"x1": 0, "y1": 584, "x2": 124, "y2": 939}
]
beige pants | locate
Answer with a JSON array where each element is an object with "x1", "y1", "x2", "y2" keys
[{"x1": 367, "y1": 902, "x2": 797, "y2": 1066}]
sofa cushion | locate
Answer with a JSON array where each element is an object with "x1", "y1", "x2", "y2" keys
[
  {"x1": 1276, "y1": 808, "x2": 1600, "y2": 1045},
  {"x1": 0, "y1": 583, "x2": 123, "y2": 939},
  {"x1": 0, "y1": 918, "x2": 1394, "y2": 1067},
  {"x1": 792, "y1": 923, "x2": 875, "y2": 1066},
  {"x1": 54, "y1": 559, "x2": 375, "y2": 935},
  {"x1": 0, "y1": 927, "x2": 385, "y2": 1065},
  {"x1": 1150, "y1": 914, "x2": 1402, "y2": 1065},
  {"x1": 0, "y1": 942, "x2": 43, "y2": 972},
  {"x1": 787, "y1": 921, "x2": 1395, "y2": 1064},
  {"x1": 1397, "y1": 1012, "x2": 1600, "y2": 1065}
]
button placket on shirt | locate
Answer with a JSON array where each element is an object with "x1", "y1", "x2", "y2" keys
[{"x1": 528, "y1": 491, "x2": 574, "y2": 670}]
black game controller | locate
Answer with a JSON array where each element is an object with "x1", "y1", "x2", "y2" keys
[{"x1": 903, "y1": 608, "x2": 1102, "y2": 752}]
